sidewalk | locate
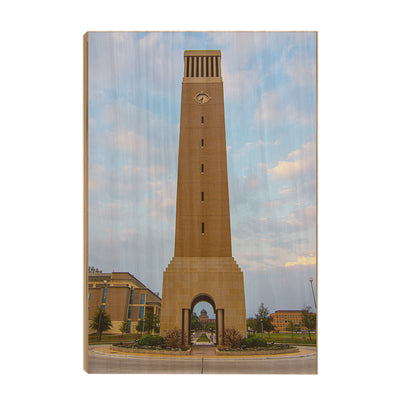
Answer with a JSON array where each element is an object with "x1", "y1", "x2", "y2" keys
[{"x1": 191, "y1": 332, "x2": 216, "y2": 345}]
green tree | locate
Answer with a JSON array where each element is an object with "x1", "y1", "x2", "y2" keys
[
  {"x1": 191, "y1": 312, "x2": 202, "y2": 331},
  {"x1": 90, "y1": 307, "x2": 112, "y2": 340},
  {"x1": 206, "y1": 321, "x2": 216, "y2": 333},
  {"x1": 119, "y1": 319, "x2": 130, "y2": 337},
  {"x1": 136, "y1": 309, "x2": 160, "y2": 334},
  {"x1": 264, "y1": 318, "x2": 275, "y2": 338},
  {"x1": 136, "y1": 318, "x2": 145, "y2": 334},
  {"x1": 255, "y1": 303, "x2": 275, "y2": 338},
  {"x1": 136, "y1": 308, "x2": 160, "y2": 334},
  {"x1": 286, "y1": 320, "x2": 295, "y2": 338},
  {"x1": 144, "y1": 309, "x2": 160, "y2": 334},
  {"x1": 246, "y1": 317, "x2": 257, "y2": 333},
  {"x1": 301, "y1": 306, "x2": 316, "y2": 341}
]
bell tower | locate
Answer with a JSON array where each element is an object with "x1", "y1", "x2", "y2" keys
[
  {"x1": 160, "y1": 50, "x2": 246, "y2": 344},
  {"x1": 175, "y1": 50, "x2": 232, "y2": 257}
]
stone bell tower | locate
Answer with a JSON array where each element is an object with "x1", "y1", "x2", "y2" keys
[{"x1": 160, "y1": 50, "x2": 246, "y2": 345}]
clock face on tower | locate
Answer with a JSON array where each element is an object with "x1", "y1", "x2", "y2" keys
[{"x1": 194, "y1": 92, "x2": 210, "y2": 104}]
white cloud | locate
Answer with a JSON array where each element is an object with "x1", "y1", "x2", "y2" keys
[
  {"x1": 208, "y1": 32, "x2": 260, "y2": 69},
  {"x1": 90, "y1": 201, "x2": 136, "y2": 220},
  {"x1": 254, "y1": 90, "x2": 282, "y2": 123},
  {"x1": 286, "y1": 205, "x2": 316, "y2": 229},
  {"x1": 254, "y1": 88, "x2": 315, "y2": 127},
  {"x1": 121, "y1": 165, "x2": 143, "y2": 178},
  {"x1": 110, "y1": 129, "x2": 147, "y2": 152},
  {"x1": 137, "y1": 32, "x2": 161, "y2": 50},
  {"x1": 279, "y1": 186, "x2": 292, "y2": 195},
  {"x1": 285, "y1": 254, "x2": 316, "y2": 267},
  {"x1": 88, "y1": 163, "x2": 106, "y2": 191},
  {"x1": 223, "y1": 66, "x2": 259, "y2": 99},
  {"x1": 284, "y1": 50, "x2": 316, "y2": 87},
  {"x1": 268, "y1": 141, "x2": 316, "y2": 181}
]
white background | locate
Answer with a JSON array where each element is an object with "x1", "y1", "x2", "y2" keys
[{"x1": 1, "y1": 0, "x2": 399, "y2": 398}]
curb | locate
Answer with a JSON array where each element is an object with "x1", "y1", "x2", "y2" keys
[{"x1": 90, "y1": 345, "x2": 316, "y2": 360}]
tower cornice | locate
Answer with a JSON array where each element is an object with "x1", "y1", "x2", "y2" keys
[{"x1": 184, "y1": 50, "x2": 221, "y2": 56}]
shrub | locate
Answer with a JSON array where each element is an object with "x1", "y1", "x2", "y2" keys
[
  {"x1": 243, "y1": 336, "x2": 268, "y2": 348},
  {"x1": 163, "y1": 328, "x2": 186, "y2": 348},
  {"x1": 138, "y1": 334, "x2": 163, "y2": 347},
  {"x1": 224, "y1": 328, "x2": 244, "y2": 348}
]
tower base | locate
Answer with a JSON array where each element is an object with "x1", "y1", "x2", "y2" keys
[{"x1": 160, "y1": 257, "x2": 247, "y2": 345}]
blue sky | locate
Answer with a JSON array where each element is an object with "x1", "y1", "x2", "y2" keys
[{"x1": 88, "y1": 32, "x2": 317, "y2": 318}]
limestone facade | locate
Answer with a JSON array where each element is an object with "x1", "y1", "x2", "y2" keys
[{"x1": 160, "y1": 50, "x2": 246, "y2": 344}]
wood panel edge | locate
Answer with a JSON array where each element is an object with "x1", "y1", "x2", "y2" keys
[{"x1": 83, "y1": 32, "x2": 89, "y2": 373}]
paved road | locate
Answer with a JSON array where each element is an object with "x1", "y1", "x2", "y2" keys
[
  {"x1": 190, "y1": 344, "x2": 216, "y2": 357},
  {"x1": 87, "y1": 347, "x2": 317, "y2": 374}
]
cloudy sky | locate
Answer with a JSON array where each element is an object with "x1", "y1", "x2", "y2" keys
[{"x1": 88, "y1": 31, "x2": 317, "y2": 318}]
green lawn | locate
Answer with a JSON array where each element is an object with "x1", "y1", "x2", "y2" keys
[
  {"x1": 250, "y1": 332, "x2": 316, "y2": 345},
  {"x1": 196, "y1": 333, "x2": 210, "y2": 343}
]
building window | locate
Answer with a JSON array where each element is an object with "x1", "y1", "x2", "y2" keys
[
  {"x1": 128, "y1": 306, "x2": 133, "y2": 319},
  {"x1": 127, "y1": 321, "x2": 131, "y2": 333},
  {"x1": 202, "y1": 222, "x2": 205, "y2": 235},
  {"x1": 139, "y1": 306, "x2": 144, "y2": 319},
  {"x1": 101, "y1": 305, "x2": 105, "y2": 310},
  {"x1": 201, "y1": 138, "x2": 204, "y2": 148},
  {"x1": 201, "y1": 164, "x2": 204, "y2": 173},
  {"x1": 89, "y1": 293, "x2": 92, "y2": 301},
  {"x1": 129, "y1": 289, "x2": 135, "y2": 304},
  {"x1": 201, "y1": 116, "x2": 204, "y2": 124},
  {"x1": 102, "y1": 287, "x2": 107, "y2": 303},
  {"x1": 201, "y1": 192, "x2": 204, "y2": 202},
  {"x1": 140, "y1": 294, "x2": 145, "y2": 304}
]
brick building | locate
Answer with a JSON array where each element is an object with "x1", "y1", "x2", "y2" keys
[
  {"x1": 270, "y1": 310, "x2": 315, "y2": 332},
  {"x1": 88, "y1": 269, "x2": 161, "y2": 335}
]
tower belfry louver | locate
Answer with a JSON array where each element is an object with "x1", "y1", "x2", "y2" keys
[{"x1": 160, "y1": 50, "x2": 246, "y2": 344}]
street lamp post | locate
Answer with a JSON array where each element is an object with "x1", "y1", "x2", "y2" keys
[{"x1": 309, "y1": 278, "x2": 317, "y2": 310}]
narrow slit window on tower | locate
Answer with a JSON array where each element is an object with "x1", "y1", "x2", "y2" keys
[
  {"x1": 202, "y1": 222, "x2": 205, "y2": 235},
  {"x1": 201, "y1": 163, "x2": 204, "y2": 173},
  {"x1": 201, "y1": 138, "x2": 204, "y2": 148},
  {"x1": 201, "y1": 192, "x2": 204, "y2": 202},
  {"x1": 201, "y1": 116, "x2": 204, "y2": 124}
]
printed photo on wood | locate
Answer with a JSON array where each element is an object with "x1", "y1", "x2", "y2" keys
[{"x1": 84, "y1": 32, "x2": 317, "y2": 374}]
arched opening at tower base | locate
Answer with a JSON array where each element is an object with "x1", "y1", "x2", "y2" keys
[
  {"x1": 159, "y1": 257, "x2": 247, "y2": 346},
  {"x1": 188, "y1": 293, "x2": 222, "y2": 345}
]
